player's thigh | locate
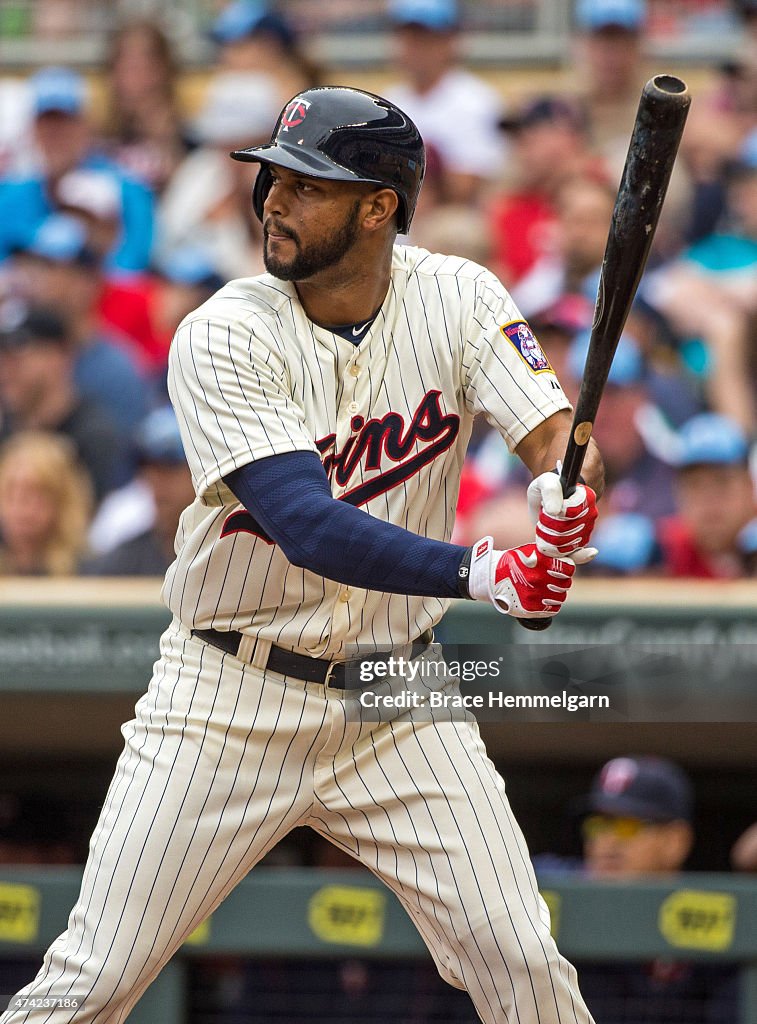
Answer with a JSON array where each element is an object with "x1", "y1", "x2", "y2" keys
[
  {"x1": 22, "y1": 624, "x2": 328, "y2": 1013},
  {"x1": 313, "y1": 716, "x2": 557, "y2": 995}
]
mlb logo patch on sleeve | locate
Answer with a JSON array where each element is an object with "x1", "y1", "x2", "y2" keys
[{"x1": 500, "y1": 320, "x2": 554, "y2": 374}]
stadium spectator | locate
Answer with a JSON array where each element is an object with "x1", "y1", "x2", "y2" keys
[
  {"x1": 677, "y1": 101, "x2": 742, "y2": 245},
  {"x1": 13, "y1": 214, "x2": 150, "y2": 434},
  {"x1": 155, "y1": 72, "x2": 279, "y2": 280},
  {"x1": 490, "y1": 96, "x2": 609, "y2": 287},
  {"x1": 148, "y1": 247, "x2": 225, "y2": 362},
  {"x1": 385, "y1": 0, "x2": 506, "y2": 204},
  {"x1": 0, "y1": 66, "x2": 154, "y2": 274},
  {"x1": 209, "y1": 0, "x2": 320, "y2": 103},
  {"x1": 572, "y1": 0, "x2": 650, "y2": 170},
  {"x1": 83, "y1": 407, "x2": 193, "y2": 576},
  {"x1": 576, "y1": 756, "x2": 694, "y2": 879},
  {"x1": 658, "y1": 413, "x2": 757, "y2": 578},
  {"x1": 511, "y1": 175, "x2": 616, "y2": 317},
  {"x1": 0, "y1": 304, "x2": 131, "y2": 502},
  {"x1": 645, "y1": 131, "x2": 757, "y2": 432},
  {"x1": 566, "y1": 757, "x2": 738, "y2": 1023},
  {"x1": 101, "y1": 20, "x2": 191, "y2": 194},
  {"x1": 410, "y1": 203, "x2": 494, "y2": 268},
  {"x1": 0, "y1": 430, "x2": 91, "y2": 576}
]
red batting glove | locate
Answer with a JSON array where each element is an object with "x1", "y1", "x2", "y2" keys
[
  {"x1": 527, "y1": 472, "x2": 598, "y2": 564},
  {"x1": 466, "y1": 537, "x2": 576, "y2": 618}
]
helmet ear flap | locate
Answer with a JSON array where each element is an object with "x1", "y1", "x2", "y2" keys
[{"x1": 252, "y1": 165, "x2": 272, "y2": 223}]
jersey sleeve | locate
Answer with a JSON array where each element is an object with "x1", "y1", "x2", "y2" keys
[
  {"x1": 463, "y1": 271, "x2": 571, "y2": 451},
  {"x1": 167, "y1": 313, "x2": 319, "y2": 497}
]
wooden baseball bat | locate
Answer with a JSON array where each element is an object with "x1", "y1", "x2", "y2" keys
[{"x1": 518, "y1": 74, "x2": 691, "y2": 632}]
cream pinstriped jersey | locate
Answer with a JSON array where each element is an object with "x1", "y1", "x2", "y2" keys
[{"x1": 164, "y1": 244, "x2": 570, "y2": 656}]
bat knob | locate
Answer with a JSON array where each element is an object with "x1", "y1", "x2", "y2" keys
[{"x1": 517, "y1": 617, "x2": 552, "y2": 632}]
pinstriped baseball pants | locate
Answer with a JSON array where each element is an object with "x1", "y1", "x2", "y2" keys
[{"x1": 1, "y1": 619, "x2": 595, "y2": 1024}]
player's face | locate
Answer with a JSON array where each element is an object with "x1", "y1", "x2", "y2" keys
[
  {"x1": 261, "y1": 166, "x2": 366, "y2": 282},
  {"x1": 582, "y1": 814, "x2": 691, "y2": 878}
]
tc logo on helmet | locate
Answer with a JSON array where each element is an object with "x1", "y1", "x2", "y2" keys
[{"x1": 281, "y1": 98, "x2": 312, "y2": 132}]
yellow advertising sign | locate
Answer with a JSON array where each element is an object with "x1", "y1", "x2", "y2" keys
[
  {"x1": 659, "y1": 890, "x2": 736, "y2": 952},
  {"x1": 308, "y1": 886, "x2": 386, "y2": 947},
  {"x1": 184, "y1": 917, "x2": 211, "y2": 946},
  {"x1": 0, "y1": 883, "x2": 41, "y2": 943}
]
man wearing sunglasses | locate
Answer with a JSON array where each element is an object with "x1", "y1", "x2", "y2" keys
[
  {"x1": 572, "y1": 756, "x2": 738, "y2": 1023},
  {"x1": 580, "y1": 755, "x2": 694, "y2": 878}
]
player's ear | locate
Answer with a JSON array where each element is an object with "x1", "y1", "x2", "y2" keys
[{"x1": 361, "y1": 188, "x2": 399, "y2": 233}]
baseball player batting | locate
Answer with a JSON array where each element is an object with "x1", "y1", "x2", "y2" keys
[{"x1": 2, "y1": 87, "x2": 601, "y2": 1023}]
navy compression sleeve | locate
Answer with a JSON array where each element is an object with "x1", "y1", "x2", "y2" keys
[{"x1": 224, "y1": 451, "x2": 468, "y2": 598}]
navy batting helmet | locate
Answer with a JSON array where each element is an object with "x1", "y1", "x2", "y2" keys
[{"x1": 230, "y1": 86, "x2": 425, "y2": 234}]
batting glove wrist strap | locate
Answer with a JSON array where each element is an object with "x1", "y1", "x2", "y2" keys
[
  {"x1": 467, "y1": 536, "x2": 576, "y2": 618},
  {"x1": 457, "y1": 547, "x2": 474, "y2": 598}
]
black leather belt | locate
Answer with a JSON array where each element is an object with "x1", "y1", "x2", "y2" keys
[{"x1": 190, "y1": 628, "x2": 433, "y2": 689}]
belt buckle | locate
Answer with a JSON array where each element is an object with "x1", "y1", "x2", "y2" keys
[{"x1": 323, "y1": 660, "x2": 341, "y2": 687}]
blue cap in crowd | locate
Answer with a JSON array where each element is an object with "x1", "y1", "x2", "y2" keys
[
  {"x1": 389, "y1": 0, "x2": 459, "y2": 31},
  {"x1": 591, "y1": 512, "x2": 657, "y2": 573},
  {"x1": 30, "y1": 66, "x2": 86, "y2": 117},
  {"x1": 585, "y1": 756, "x2": 693, "y2": 822},
  {"x1": 733, "y1": 129, "x2": 757, "y2": 174},
  {"x1": 210, "y1": 0, "x2": 296, "y2": 48},
  {"x1": 568, "y1": 329, "x2": 645, "y2": 387},
  {"x1": 134, "y1": 407, "x2": 186, "y2": 465},
  {"x1": 25, "y1": 214, "x2": 98, "y2": 267},
  {"x1": 676, "y1": 413, "x2": 749, "y2": 469},
  {"x1": 156, "y1": 247, "x2": 224, "y2": 291},
  {"x1": 576, "y1": 0, "x2": 646, "y2": 31}
]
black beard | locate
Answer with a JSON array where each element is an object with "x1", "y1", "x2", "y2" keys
[{"x1": 263, "y1": 200, "x2": 362, "y2": 281}]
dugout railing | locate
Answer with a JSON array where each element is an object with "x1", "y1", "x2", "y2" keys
[{"x1": 0, "y1": 868, "x2": 755, "y2": 1022}]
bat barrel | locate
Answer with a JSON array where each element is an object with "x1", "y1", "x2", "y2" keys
[
  {"x1": 520, "y1": 74, "x2": 691, "y2": 633},
  {"x1": 560, "y1": 74, "x2": 691, "y2": 496}
]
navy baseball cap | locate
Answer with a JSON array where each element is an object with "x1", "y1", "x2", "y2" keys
[
  {"x1": 30, "y1": 66, "x2": 86, "y2": 117},
  {"x1": 499, "y1": 97, "x2": 588, "y2": 135},
  {"x1": 134, "y1": 407, "x2": 186, "y2": 465},
  {"x1": 576, "y1": 0, "x2": 646, "y2": 31},
  {"x1": 389, "y1": 0, "x2": 459, "y2": 30},
  {"x1": 676, "y1": 414, "x2": 749, "y2": 469},
  {"x1": 585, "y1": 756, "x2": 693, "y2": 822},
  {"x1": 0, "y1": 303, "x2": 69, "y2": 351}
]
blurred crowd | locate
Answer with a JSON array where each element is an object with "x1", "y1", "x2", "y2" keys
[{"x1": 2, "y1": 0, "x2": 757, "y2": 579}]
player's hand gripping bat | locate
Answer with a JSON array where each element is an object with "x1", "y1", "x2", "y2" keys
[{"x1": 518, "y1": 74, "x2": 691, "y2": 632}]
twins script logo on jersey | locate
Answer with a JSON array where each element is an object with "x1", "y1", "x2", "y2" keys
[
  {"x1": 280, "y1": 97, "x2": 312, "y2": 132},
  {"x1": 221, "y1": 390, "x2": 460, "y2": 544},
  {"x1": 500, "y1": 320, "x2": 553, "y2": 375}
]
